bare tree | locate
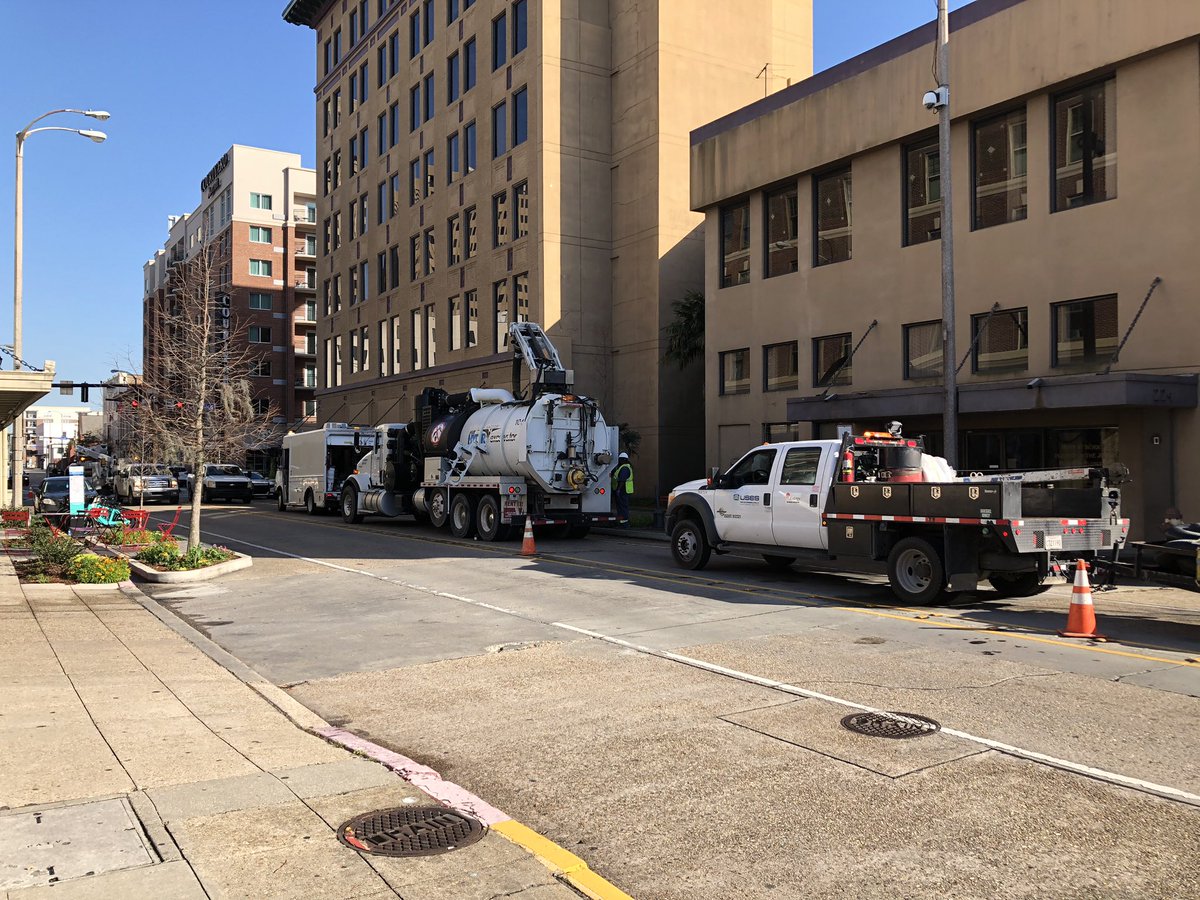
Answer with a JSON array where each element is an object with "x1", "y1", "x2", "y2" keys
[{"x1": 140, "y1": 244, "x2": 280, "y2": 550}]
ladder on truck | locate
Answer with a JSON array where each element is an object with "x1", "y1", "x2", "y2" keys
[
  {"x1": 957, "y1": 467, "x2": 1110, "y2": 484},
  {"x1": 509, "y1": 322, "x2": 573, "y2": 396},
  {"x1": 445, "y1": 442, "x2": 484, "y2": 485}
]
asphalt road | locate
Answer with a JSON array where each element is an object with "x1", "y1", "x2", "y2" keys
[{"x1": 138, "y1": 502, "x2": 1200, "y2": 899}]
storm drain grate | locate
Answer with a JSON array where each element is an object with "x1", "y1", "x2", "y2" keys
[
  {"x1": 840, "y1": 711, "x2": 941, "y2": 740},
  {"x1": 337, "y1": 807, "x2": 485, "y2": 857}
]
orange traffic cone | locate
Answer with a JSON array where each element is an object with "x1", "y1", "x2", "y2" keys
[
  {"x1": 1059, "y1": 559, "x2": 1105, "y2": 640},
  {"x1": 520, "y1": 517, "x2": 537, "y2": 557}
]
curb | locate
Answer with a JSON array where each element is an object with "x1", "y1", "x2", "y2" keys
[
  {"x1": 123, "y1": 581, "x2": 634, "y2": 900},
  {"x1": 90, "y1": 538, "x2": 254, "y2": 583}
]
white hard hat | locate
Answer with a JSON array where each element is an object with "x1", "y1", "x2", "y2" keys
[{"x1": 618, "y1": 451, "x2": 629, "y2": 460}]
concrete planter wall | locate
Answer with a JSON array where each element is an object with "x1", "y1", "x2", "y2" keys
[{"x1": 85, "y1": 537, "x2": 253, "y2": 584}]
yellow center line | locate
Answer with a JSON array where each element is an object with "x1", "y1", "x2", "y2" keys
[{"x1": 152, "y1": 507, "x2": 1200, "y2": 670}]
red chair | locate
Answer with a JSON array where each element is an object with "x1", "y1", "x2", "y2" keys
[
  {"x1": 123, "y1": 509, "x2": 150, "y2": 530},
  {"x1": 158, "y1": 506, "x2": 182, "y2": 540},
  {"x1": 2, "y1": 510, "x2": 30, "y2": 528}
]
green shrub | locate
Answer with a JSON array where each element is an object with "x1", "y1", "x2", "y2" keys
[
  {"x1": 67, "y1": 554, "x2": 130, "y2": 584},
  {"x1": 27, "y1": 525, "x2": 83, "y2": 570},
  {"x1": 135, "y1": 539, "x2": 180, "y2": 567},
  {"x1": 101, "y1": 527, "x2": 156, "y2": 546}
]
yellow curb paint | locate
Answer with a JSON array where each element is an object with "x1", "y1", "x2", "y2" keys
[{"x1": 492, "y1": 820, "x2": 634, "y2": 900}]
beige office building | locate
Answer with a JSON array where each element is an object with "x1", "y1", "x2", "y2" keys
[
  {"x1": 691, "y1": 0, "x2": 1200, "y2": 539},
  {"x1": 283, "y1": 0, "x2": 811, "y2": 496}
]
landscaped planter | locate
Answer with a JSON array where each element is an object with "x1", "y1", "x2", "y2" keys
[{"x1": 124, "y1": 550, "x2": 252, "y2": 583}]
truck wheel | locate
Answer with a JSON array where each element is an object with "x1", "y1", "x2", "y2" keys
[
  {"x1": 304, "y1": 490, "x2": 317, "y2": 515},
  {"x1": 670, "y1": 520, "x2": 711, "y2": 570},
  {"x1": 988, "y1": 572, "x2": 1047, "y2": 598},
  {"x1": 762, "y1": 555, "x2": 795, "y2": 570},
  {"x1": 341, "y1": 486, "x2": 363, "y2": 524},
  {"x1": 887, "y1": 537, "x2": 946, "y2": 605},
  {"x1": 276, "y1": 490, "x2": 286, "y2": 511},
  {"x1": 428, "y1": 488, "x2": 449, "y2": 529},
  {"x1": 449, "y1": 493, "x2": 476, "y2": 539},
  {"x1": 475, "y1": 494, "x2": 503, "y2": 541}
]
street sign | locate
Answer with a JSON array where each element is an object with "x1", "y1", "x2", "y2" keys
[{"x1": 68, "y1": 464, "x2": 85, "y2": 515}]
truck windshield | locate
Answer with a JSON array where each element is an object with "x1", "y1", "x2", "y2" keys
[{"x1": 208, "y1": 465, "x2": 244, "y2": 476}]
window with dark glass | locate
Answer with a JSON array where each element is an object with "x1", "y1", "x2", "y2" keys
[
  {"x1": 972, "y1": 108, "x2": 1027, "y2": 229},
  {"x1": 447, "y1": 132, "x2": 460, "y2": 183},
  {"x1": 1053, "y1": 77, "x2": 1117, "y2": 212},
  {"x1": 724, "y1": 447, "x2": 777, "y2": 487},
  {"x1": 390, "y1": 173, "x2": 400, "y2": 216},
  {"x1": 763, "y1": 423, "x2": 802, "y2": 444},
  {"x1": 464, "y1": 38, "x2": 477, "y2": 90},
  {"x1": 409, "y1": 11, "x2": 420, "y2": 57},
  {"x1": 492, "y1": 101, "x2": 507, "y2": 157},
  {"x1": 812, "y1": 333, "x2": 852, "y2": 387},
  {"x1": 780, "y1": 447, "x2": 822, "y2": 484},
  {"x1": 389, "y1": 31, "x2": 399, "y2": 77},
  {"x1": 423, "y1": 72, "x2": 435, "y2": 121},
  {"x1": 423, "y1": 148, "x2": 435, "y2": 197},
  {"x1": 423, "y1": 0, "x2": 434, "y2": 44},
  {"x1": 814, "y1": 167, "x2": 852, "y2": 265},
  {"x1": 492, "y1": 191, "x2": 509, "y2": 246},
  {"x1": 409, "y1": 235, "x2": 420, "y2": 281},
  {"x1": 513, "y1": 181, "x2": 528, "y2": 238},
  {"x1": 465, "y1": 289, "x2": 479, "y2": 348},
  {"x1": 376, "y1": 181, "x2": 386, "y2": 225},
  {"x1": 377, "y1": 46, "x2": 386, "y2": 86},
  {"x1": 389, "y1": 101, "x2": 399, "y2": 146},
  {"x1": 493, "y1": 279, "x2": 510, "y2": 353},
  {"x1": 465, "y1": 206, "x2": 478, "y2": 257},
  {"x1": 512, "y1": 86, "x2": 528, "y2": 146},
  {"x1": 423, "y1": 228, "x2": 436, "y2": 276},
  {"x1": 388, "y1": 244, "x2": 400, "y2": 289},
  {"x1": 449, "y1": 295, "x2": 462, "y2": 350},
  {"x1": 349, "y1": 73, "x2": 358, "y2": 111},
  {"x1": 514, "y1": 272, "x2": 529, "y2": 328},
  {"x1": 513, "y1": 0, "x2": 527, "y2": 54},
  {"x1": 359, "y1": 63, "x2": 368, "y2": 103},
  {"x1": 719, "y1": 349, "x2": 750, "y2": 395},
  {"x1": 492, "y1": 12, "x2": 507, "y2": 69},
  {"x1": 464, "y1": 120, "x2": 477, "y2": 172},
  {"x1": 448, "y1": 214, "x2": 462, "y2": 265},
  {"x1": 1052, "y1": 296, "x2": 1117, "y2": 367},
  {"x1": 763, "y1": 341, "x2": 798, "y2": 392},
  {"x1": 720, "y1": 200, "x2": 750, "y2": 288},
  {"x1": 410, "y1": 85, "x2": 421, "y2": 131},
  {"x1": 904, "y1": 320, "x2": 943, "y2": 379},
  {"x1": 971, "y1": 307, "x2": 1028, "y2": 373},
  {"x1": 448, "y1": 51, "x2": 460, "y2": 102},
  {"x1": 377, "y1": 251, "x2": 387, "y2": 294},
  {"x1": 409, "y1": 158, "x2": 420, "y2": 205},
  {"x1": 764, "y1": 185, "x2": 797, "y2": 277},
  {"x1": 904, "y1": 139, "x2": 941, "y2": 245},
  {"x1": 447, "y1": 0, "x2": 459, "y2": 24}
]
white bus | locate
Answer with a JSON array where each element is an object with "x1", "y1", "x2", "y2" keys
[{"x1": 276, "y1": 423, "x2": 376, "y2": 515}]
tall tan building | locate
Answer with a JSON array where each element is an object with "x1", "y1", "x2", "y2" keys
[
  {"x1": 691, "y1": 0, "x2": 1200, "y2": 539},
  {"x1": 283, "y1": 0, "x2": 811, "y2": 496},
  {"x1": 143, "y1": 146, "x2": 319, "y2": 469}
]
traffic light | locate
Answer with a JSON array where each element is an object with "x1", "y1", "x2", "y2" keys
[
  {"x1": 80, "y1": 385, "x2": 89, "y2": 403},
  {"x1": 130, "y1": 399, "x2": 139, "y2": 409},
  {"x1": 175, "y1": 402, "x2": 184, "y2": 410}
]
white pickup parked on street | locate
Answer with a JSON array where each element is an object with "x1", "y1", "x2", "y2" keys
[{"x1": 666, "y1": 430, "x2": 1129, "y2": 604}]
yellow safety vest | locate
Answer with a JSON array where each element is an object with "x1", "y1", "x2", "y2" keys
[{"x1": 613, "y1": 463, "x2": 634, "y2": 494}]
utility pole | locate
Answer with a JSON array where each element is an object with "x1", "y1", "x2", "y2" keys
[{"x1": 937, "y1": 0, "x2": 958, "y2": 467}]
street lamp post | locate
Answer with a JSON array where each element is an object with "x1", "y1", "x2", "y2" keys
[{"x1": 12, "y1": 108, "x2": 108, "y2": 507}]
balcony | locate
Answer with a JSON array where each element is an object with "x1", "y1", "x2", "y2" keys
[
  {"x1": 296, "y1": 243, "x2": 317, "y2": 259},
  {"x1": 293, "y1": 206, "x2": 317, "y2": 225},
  {"x1": 295, "y1": 341, "x2": 318, "y2": 357},
  {"x1": 294, "y1": 276, "x2": 317, "y2": 291},
  {"x1": 294, "y1": 377, "x2": 319, "y2": 389}
]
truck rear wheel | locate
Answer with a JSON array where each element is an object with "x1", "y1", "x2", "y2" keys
[
  {"x1": 476, "y1": 494, "x2": 503, "y2": 541},
  {"x1": 886, "y1": 537, "x2": 945, "y2": 605},
  {"x1": 671, "y1": 520, "x2": 711, "y2": 570},
  {"x1": 449, "y1": 493, "x2": 476, "y2": 539},
  {"x1": 341, "y1": 486, "x2": 363, "y2": 524},
  {"x1": 276, "y1": 489, "x2": 286, "y2": 511},
  {"x1": 304, "y1": 490, "x2": 317, "y2": 515},
  {"x1": 988, "y1": 572, "x2": 1047, "y2": 598},
  {"x1": 428, "y1": 488, "x2": 449, "y2": 529}
]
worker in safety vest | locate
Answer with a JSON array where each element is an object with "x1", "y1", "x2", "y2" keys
[{"x1": 612, "y1": 452, "x2": 634, "y2": 526}]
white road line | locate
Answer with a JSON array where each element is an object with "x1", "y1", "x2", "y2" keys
[{"x1": 189, "y1": 525, "x2": 1200, "y2": 809}]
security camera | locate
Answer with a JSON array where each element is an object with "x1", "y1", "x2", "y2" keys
[
  {"x1": 1026, "y1": 377, "x2": 1044, "y2": 389},
  {"x1": 923, "y1": 87, "x2": 948, "y2": 112}
]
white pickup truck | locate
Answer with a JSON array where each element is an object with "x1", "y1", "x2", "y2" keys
[{"x1": 666, "y1": 431, "x2": 1129, "y2": 604}]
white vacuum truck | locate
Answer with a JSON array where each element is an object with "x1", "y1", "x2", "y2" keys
[{"x1": 339, "y1": 322, "x2": 621, "y2": 540}]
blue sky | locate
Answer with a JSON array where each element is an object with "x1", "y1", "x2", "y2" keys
[{"x1": 0, "y1": 0, "x2": 971, "y2": 408}]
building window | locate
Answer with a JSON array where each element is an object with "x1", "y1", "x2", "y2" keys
[
  {"x1": 464, "y1": 121, "x2": 477, "y2": 173},
  {"x1": 423, "y1": 149, "x2": 436, "y2": 197},
  {"x1": 493, "y1": 191, "x2": 510, "y2": 246},
  {"x1": 322, "y1": 98, "x2": 331, "y2": 136},
  {"x1": 389, "y1": 101, "x2": 399, "y2": 146},
  {"x1": 448, "y1": 214, "x2": 462, "y2": 265},
  {"x1": 324, "y1": 39, "x2": 332, "y2": 75},
  {"x1": 391, "y1": 315, "x2": 402, "y2": 374},
  {"x1": 425, "y1": 303, "x2": 437, "y2": 367},
  {"x1": 411, "y1": 309, "x2": 423, "y2": 369},
  {"x1": 719, "y1": 349, "x2": 750, "y2": 395},
  {"x1": 249, "y1": 292, "x2": 272, "y2": 311},
  {"x1": 904, "y1": 320, "x2": 943, "y2": 379},
  {"x1": 764, "y1": 423, "x2": 803, "y2": 444},
  {"x1": 813, "y1": 333, "x2": 852, "y2": 387},
  {"x1": 448, "y1": 51, "x2": 460, "y2": 102},
  {"x1": 349, "y1": 73, "x2": 358, "y2": 111},
  {"x1": 764, "y1": 185, "x2": 797, "y2": 277},
  {"x1": 1053, "y1": 77, "x2": 1117, "y2": 212},
  {"x1": 720, "y1": 200, "x2": 750, "y2": 288},
  {"x1": 359, "y1": 125, "x2": 368, "y2": 165},
  {"x1": 972, "y1": 108, "x2": 1027, "y2": 229},
  {"x1": 423, "y1": 0, "x2": 434, "y2": 44},
  {"x1": 465, "y1": 206, "x2": 478, "y2": 257},
  {"x1": 513, "y1": 180, "x2": 528, "y2": 238},
  {"x1": 763, "y1": 341, "x2": 798, "y2": 392},
  {"x1": 350, "y1": 9, "x2": 359, "y2": 46},
  {"x1": 389, "y1": 30, "x2": 399, "y2": 77},
  {"x1": 814, "y1": 167, "x2": 852, "y2": 265},
  {"x1": 377, "y1": 181, "x2": 387, "y2": 224},
  {"x1": 334, "y1": 334, "x2": 343, "y2": 385},
  {"x1": 378, "y1": 320, "x2": 387, "y2": 377},
  {"x1": 464, "y1": 38, "x2": 477, "y2": 91},
  {"x1": 249, "y1": 225, "x2": 272, "y2": 244},
  {"x1": 334, "y1": 28, "x2": 342, "y2": 62},
  {"x1": 249, "y1": 259, "x2": 272, "y2": 277},
  {"x1": 360, "y1": 62, "x2": 368, "y2": 104},
  {"x1": 447, "y1": 132, "x2": 460, "y2": 183},
  {"x1": 377, "y1": 45, "x2": 386, "y2": 86},
  {"x1": 448, "y1": 0, "x2": 459, "y2": 24},
  {"x1": 410, "y1": 235, "x2": 420, "y2": 281},
  {"x1": 513, "y1": 0, "x2": 527, "y2": 54},
  {"x1": 1052, "y1": 296, "x2": 1117, "y2": 367},
  {"x1": 410, "y1": 85, "x2": 421, "y2": 131},
  {"x1": 409, "y1": 11, "x2": 421, "y2": 57},
  {"x1": 360, "y1": 259, "x2": 369, "y2": 301},
  {"x1": 322, "y1": 279, "x2": 332, "y2": 316},
  {"x1": 333, "y1": 149, "x2": 342, "y2": 188},
  {"x1": 377, "y1": 251, "x2": 387, "y2": 294},
  {"x1": 493, "y1": 279, "x2": 509, "y2": 353},
  {"x1": 348, "y1": 264, "x2": 359, "y2": 304},
  {"x1": 514, "y1": 271, "x2": 529, "y2": 326},
  {"x1": 333, "y1": 273, "x2": 342, "y2": 312},
  {"x1": 323, "y1": 338, "x2": 333, "y2": 387},
  {"x1": 904, "y1": 139, "x2": 941, "y2": 245},
  {"x1": 423, "y1": 228, "x2": 436, "y2": 276},
  {"x1": 492, "y1": 102, "x2": 508, "y2": 158},
  {"x1": 361, "y1": 324, "x2": 370, "y2": 372},
  {"x1": 512, "y1": 86, "x2": 528, "y2": 146},
  {"x1": 492, "y1": 11, "x2": 507, "y2": 70},
  {"x1": 350, "y1": 329, "x2": 360, "y2": 373},
  {"x1": 249, "y1": 326, "x2": 271, "y2": 344},
  {"x1": 424, "y1": 72, "x2": 435, "y2": 121},
  {"x1": 972, "y1": 307, "x2": 1028, "y2": 373},
  {"x1": 389, "y1": 244, "x2": 400, "y2": 289},
  {"x1": 250, "y1": 192, "x2": 272, "y2": 210},
  {"x1": 449, "y1": 295, "x2": 462, "y2": 350},
  {"x1": 348, "y1": 199, "x2": 359, "y2": 239},
  {"x1": 407, "y1": 158, "x2": 419, "y2": 206},
  {"x1": 465, "y1": 289, "x2": 479, "y2": 348}
]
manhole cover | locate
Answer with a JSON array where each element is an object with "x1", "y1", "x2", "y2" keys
[
  {"x1": 840, "y1": 711, "x2": 941, "y2": 739},
  {"x1": 337, "y1": 807, "x2": 485, "y2": 857}
]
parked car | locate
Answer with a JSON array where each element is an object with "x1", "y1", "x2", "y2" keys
[
  {"x1": 34, "y1": 476, "x2": 99, "y2": 514},
  {"x1": 189, "y1": 464, "x2": 254, "y2": 504},
  {"x1": 246, "y1": 471, "x2": 274, "y2": 498},
  {"x1": 113, "y1": 464, "x2": 180, "y2": 505}
]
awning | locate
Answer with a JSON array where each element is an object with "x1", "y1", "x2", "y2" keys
[
  {"x1": 787, "y1": 372, "x2": 1198, "y2": 423},
  {"x1": 0, "y1": 367, "x2": 56, "y2": 431}
]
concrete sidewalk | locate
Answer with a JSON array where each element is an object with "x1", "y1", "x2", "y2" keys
[{"x1": 0, "y1": 562, "x2": 594, "y2": 898}]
